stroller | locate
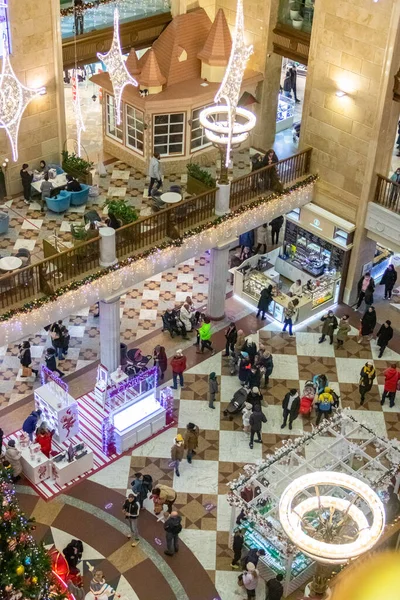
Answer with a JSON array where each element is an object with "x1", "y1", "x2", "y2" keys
[
  {"x1": 223, "y1": 387, "x2": 248, "y2": 420},
  {"x1": 125, "y1": 348, "x2": 152, "y2": 378},
  {"x1": 299, "y1": 380, "x2": 316, "y2": 417}
]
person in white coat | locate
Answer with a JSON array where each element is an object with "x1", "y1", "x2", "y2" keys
[
  {"x1": 254, "y1": 224, "x2": 268, "y2": 254},
  {"x1": 5, "y1": 440, "x2": 22, "y2": 482},
  {"x1": 148, "y1": 152, "x2": 162, "y2": 197},
  {"x1": 179, "y1": 303, "x2": 193, "y2": 332}
]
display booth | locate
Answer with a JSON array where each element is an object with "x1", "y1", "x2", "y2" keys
[
  {"x1": 232, "y1": 204, "x2": 355, "y2": 325},
  {"x1": 227, "y1": 412, "x2": 399, "y2": 597}
]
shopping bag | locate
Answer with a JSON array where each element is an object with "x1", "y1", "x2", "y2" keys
[{"x1": 22, "y1": 366, "x2": 32, "y2": 377}]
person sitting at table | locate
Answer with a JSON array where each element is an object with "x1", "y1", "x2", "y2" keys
[
  {"x1": 66, "y1": 174, "x2": 82, "y2": 192},
  {"x1": 20, "y1": 163, "x2": 33, "y2": 205},
  {"x1": 40, "y1": 173, "x2": 53, "y2": 211},
  {"x1": 105, "y1": 211, "x2": 120, "y2": 230},
  {"x1": 39, "y1": 160, "x2": 49, "y2": 174},
  {"x1": 289, "y1": 279, "x2": 303, "y2": 297},
  {"x1": 35, "y1": 424, "x2": 55, "y2": 458}
]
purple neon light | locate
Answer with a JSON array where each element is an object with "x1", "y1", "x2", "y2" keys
[
  {"x1": 40, "y1": 364, "x2": 68, "y2": 392},
  {"x1": 109, "y1": 366, "x2": 158, "y2": 399}
]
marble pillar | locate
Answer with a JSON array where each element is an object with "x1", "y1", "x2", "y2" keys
[
  {"x1": 99, "y1": 226, "x2": 117, "y2": 267},
  {"x1": 215, "y1": 182, "x2": 231, "y2": 216},
  {"x1": 207, "y1": 244, "x2": 230, "y2": 320},
  {"x1": 99, "y1": 297, "x2": 121, "y2": 373}
]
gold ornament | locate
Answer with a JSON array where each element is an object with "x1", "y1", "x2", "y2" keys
[
  {"x1": 16, "y1": 565, "x2": 24, "y2": 576},
  {"x1": 32, "y1": 576, "x2": 38, "y2": 584}
]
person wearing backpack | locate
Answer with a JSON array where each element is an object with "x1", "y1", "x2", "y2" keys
[
  {"x1": 164, "y1": 511, "x2": 182, "y2": 556},
  {"x1": 122, "y1": 493, "x2": 140, "y2": 546},
  {"x1": 315, "y1": 387, "x2": 334, "y2": 425}
]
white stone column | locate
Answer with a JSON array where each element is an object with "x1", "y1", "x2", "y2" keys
[
  {"x1": 99, "y1": 297, "x2": 121, "y2": 373},
  {"x1": 207, "y1": 243, "x2": 230, "y2": 320},
  {"x1": 215, "y1": 182, "x2": 231, "y2": 216},
  {"x1": 99, "y1": 226, "x2": 117, "y2": 267}
]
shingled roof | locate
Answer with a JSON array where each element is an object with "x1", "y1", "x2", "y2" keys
[
  {"x1": 138, "y1": 48, "x2": 166, "y2": 88},
  {"x1": 126, "y1": 49, "x2": 141, "y2": 76},
  {"x1": 197, "y1": 8, "x2": 232, "y2": 66}
]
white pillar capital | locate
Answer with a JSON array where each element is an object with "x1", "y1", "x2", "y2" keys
[{"x1": 99, "y1": 226, "x2": 117, "y2": 267}]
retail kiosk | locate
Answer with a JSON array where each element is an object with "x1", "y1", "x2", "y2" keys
[{"x1": 232, "y1": 204, "x2": 355, "y2": 324}]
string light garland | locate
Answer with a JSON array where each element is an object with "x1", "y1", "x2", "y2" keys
[
  {"x1": 60, "y1": 0, "x2": 114, "y2": 17},
  {"x1": 97, "y1": 8, "x2": 138, "y2": 125},
  {"x1": 0, "y1": 33, "x2": 46, "y2": 161},
  {"x1": 0, "y1": 176, "x2": 317, "y2": 335},
  {"x1": 200, "y1": 0, "x2": 255, "y2": 168}
]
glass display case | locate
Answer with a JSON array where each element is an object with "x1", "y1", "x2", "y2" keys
[
  {"x1": 243, "y1": 271, "x2": 285, "y2": 322},
  {"x1": 276, "y1": 94, "x2": 294, "y2": 133}
]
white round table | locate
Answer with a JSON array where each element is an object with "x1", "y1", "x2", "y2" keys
[
  {"x1": 0, "y1": 256, "x2": 23, "y2": 271},
  {"x1": 160, "y1": 192, "x2": 182, "y2": 204}
]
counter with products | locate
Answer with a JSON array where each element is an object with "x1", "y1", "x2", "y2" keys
[
  {"x1": 20, "y1": 446, "x2": 50, "y2": 484},
  {"x1": 51, "y1": 444, "x2": 94, "y2": 486}
]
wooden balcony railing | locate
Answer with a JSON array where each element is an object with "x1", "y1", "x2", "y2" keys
[
  {"x1": 230, "y1": 148, "x2": 311, "y2": 209},
  {"x1": 0, "y1": 150, "x2": 312, "y2": 314},
  {"x1": 374, "y1": 174, "x2": 400, "y2": 214}
]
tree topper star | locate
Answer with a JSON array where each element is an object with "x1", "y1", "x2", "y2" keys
[
  {"x1": 0, "y1": 33, "x2": 46, "y2": 161},
  {"x1": 97, "y1": 8, "x2": 138, "y2": 125}
]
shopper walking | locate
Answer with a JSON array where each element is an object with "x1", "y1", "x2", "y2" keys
[
  {"x1": 153, "y1": 345, "x2": 168, "y2": 381},
  {"x1": 254, "y1": 224, "x2": 268, "y2": 254},
  {"x1": 358, "y1": 306, "x2": 376, "y2": 343},
  {"x1": 122, "y1": 493, "x2": 140, "y2": 546},
  {"x1": 319, "y1": 310, "x2": 338, "y2": 344},
  {"x1": 230, "y1": 329, "x2": 246, "y2": 375},
  {"x1": 44, "y1": 347, "x2": 65, "y2": 378},
  {"x1": 22, "y1": 409, "x2": 42, "y2": 442},
  {"x1": 148, "y1": 151, "x2": 162, "y2": 197},
  {"x1": 381, "y1": 363, "x2": 400, "y2": 407},
  {"x1": 5, "y1": 440, "x2": 22, "y2": 482},
  {"x1": 231, "y1": 529, "x2": 244, "y2": 569},
  {"x1": 238, "y1": 352, "x2": 252, "y2": 384},
  {"x1": 242, "y1": 402, "x2": 253, "y2": 434},
  {"x1": 18, "y1": 341, "x2": 38, "y2": 378},
  {"x1": 170, "y1": 434, "x2": 184, "y2": 477},
  {"x1": 50, "y1": 321, "x2": 64, "y2": 360},
  {"x1": 336, "y1": 315, "x2": 351, "y2": 348},
  {"x1": 60, "y1": 326, "x2": 70, "y2": 357},
  {"x1": 184, "y1": 422, "x2": 199, "y2": 464},
  {"x1": 315, "y1": 387, "x2": 335, "y2": 425},
  {"x1": 359, "y1": 361, "x2": 376, "y2": 405},
  {"x1": 171, "y1": 349, "x2": 186, "y2": 390},
  {"x1": 266, "y1": 574, "x2": 284, "y2": 600},
  {"x1": 224, "y1": 322, "x2": 238, "y2": 356},
  {"x1": 130, "y1": 473, "x2": 149, "y2": 509},
  {"x1": 197, "y1": 317, "x2": 215, "y2": 354},
  {"x1": 281, "y1": 388, "x2": 300, "y2": 430},
  {"x1": 151, "y1": 484, "x2": 177, "y2": 514},
  {"x1": 164, "y1": 511, "x2": 182, "y2": 556},
  {"x1": 282, "y1": 298, "x2": 299, "y2": 336},
  {"x1": 208, "y1": 372, "x2": 219, "y2": 409},
  {"x1": 380, "y1": 264, "x2": 397, "y2": 300},
  {"x1": 20, "y1": 163, "x2": 33, "y2": 204},
  {"x1": 256, "y1": 285, "x2": 273, "y2": 320},
  {"x1": 249, "y1": 405, "x2": 267, "y2": 449},
  {"x1": 376, "y1": 320, "x2": 394, "y2": 358},
  {"x1": 355, "y1": 272, "x2": 375, "y2": 309},
  {"x1": 270, "y1": 215, "x2": 284, "y2": 245},
  {"x1": 242, "y1": 563, "x2": 259, "y2": 599}
]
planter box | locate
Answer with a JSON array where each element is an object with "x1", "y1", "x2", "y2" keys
[
  {"x1": 62, "y1": 165, "x2": 93, "y2": 186},
  {"x1": 187, "y1": 174, "x2": 213, "y2": 196}
]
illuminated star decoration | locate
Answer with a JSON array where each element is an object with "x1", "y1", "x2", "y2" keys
[
  {"x1": 97, "y1": 7, "x2": 138, "y2": 125},
  {"x1": 200, "y1": 0, "x2": 255, "y2": 167},
  {"x1": 0, "y1": 32, "x2": 46, "y2": 161},
  {"x1": 72, "y1": 70, "x2": 86, "y2": 157}
]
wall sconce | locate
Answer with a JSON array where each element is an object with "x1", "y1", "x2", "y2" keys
[{"x1": 335, "y1": 90, "x2": 347, "y2": 98}]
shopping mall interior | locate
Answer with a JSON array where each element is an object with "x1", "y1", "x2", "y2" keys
[{"x1": 0, "y1": 0, "x2": 400, "y2": 599}]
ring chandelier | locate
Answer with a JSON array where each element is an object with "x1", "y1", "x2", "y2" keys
[{"x1": 279, "y1": 472, "x2": 385, "y2": 565}]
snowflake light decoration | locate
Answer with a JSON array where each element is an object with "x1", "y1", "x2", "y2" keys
[
  {"x1": 97, "y1": 7, "x2": 138, "y2": 125},
  {"x1": 200, "y1": 0, "x2": 255, "y2": 167},
  {"x1": 72, "y1": 70, "x2": 86, "y2": 157},
  {"x1": 0, "y1": 32, "x2": 46, "y2": 161}
]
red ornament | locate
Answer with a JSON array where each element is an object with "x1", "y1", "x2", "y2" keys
[
  {"x1": 3, "y1": 511, "x2": 11, "y2": 520},
  {"x1": 48, "y1": 547, "x2": 69, "y2": 581}
]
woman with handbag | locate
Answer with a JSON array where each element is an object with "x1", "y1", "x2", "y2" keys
[{"x1": 18, "y1": 341, "x2": 38, "y2": 378}]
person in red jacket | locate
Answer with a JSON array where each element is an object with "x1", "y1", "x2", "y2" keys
[
  {"x1": 35, "y1": 425, "x2": 55, "y2": 458},
  {"x1": 171, "y1": 349, "x2": 187, "y2": 389},
  {"x1": 381, "y1": 363, "x2": 400, "y2": 408}
]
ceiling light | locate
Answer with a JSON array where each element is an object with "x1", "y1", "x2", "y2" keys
[{"x1": 335, "y1": 90, "x2": 347, "y2": 98}]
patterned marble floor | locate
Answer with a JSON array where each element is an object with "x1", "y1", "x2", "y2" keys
[{"x1": 82, "y1": 318, "x2": 400, "y2": 600}]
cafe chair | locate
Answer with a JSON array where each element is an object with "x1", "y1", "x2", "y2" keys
[
  {"x1": 169, "y1": 185, "x2": 182, "y2": 194},
  {"x1": 45, "y1": 191, "x2": 71, "y2": 213},
  {"x1": 0, "y1": 211, "x2": 9, "y2": 234},
  {"x1": 70, "y1": 184, "x2": 90, "y2": 206},
  {"x1": 47, "y1": 163, "x2": 65, "y2": 175},
  {"x1": 151, "y1": 189, "x2": 166, "y2": 212},
  {"x1": 13, "y1": 248, "x2": 31, "y2": 266}
]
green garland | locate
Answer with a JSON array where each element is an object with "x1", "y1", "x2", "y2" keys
[{"x1": 0, "y1": 176, "x2": 317, "y2": 323}]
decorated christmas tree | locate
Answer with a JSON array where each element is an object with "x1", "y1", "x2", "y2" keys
[{"x1": 0, "y1": 463, "x2": 66, "y2": 600}]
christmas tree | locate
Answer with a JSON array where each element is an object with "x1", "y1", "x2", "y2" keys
[{"x1": 0, "y1": 463, "x2": 66, "y2": 600}]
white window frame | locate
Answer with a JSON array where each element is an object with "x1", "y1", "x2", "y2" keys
[
  {"x1": 153, "y1": 112, "x2": 185, "y2": 157},
  {"x1": 190, "y1": 105, "x2": 212, "y2": 152},
  {"x1": 125, "y1": 104, "x2": 144, "y2": 155},
  {"x1": 105, "y1": 94, "x2": 123, "y2": 143}
]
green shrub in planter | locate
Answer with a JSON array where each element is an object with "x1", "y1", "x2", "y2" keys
[
  {"x1": 103, "y1": 198, "x2": 138, "y2": 225},
  {"x1": 62, "y1": 150, "x2": 94, "y2": 184},
  {"x1": 186, "y1": 163, "x2": 216, "y2": 195}
]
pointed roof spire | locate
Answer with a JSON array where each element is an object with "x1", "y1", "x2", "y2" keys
[
  {"x1": 126, "y1": 49, "x2": 141, "y2": 76},
  {"x1": 138, "y1": 48, "x2": 166, "y2": 88},
  {"x1": 197, "y1": 8, "x2": 232, "y2": 66}
]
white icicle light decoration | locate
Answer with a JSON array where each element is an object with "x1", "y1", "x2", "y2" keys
[
  {"x1": 200, "y1": 0, "x2": 255, "y2": 167},
  {"x1": 0, "y1": 33, "x2": 46, "y2": 161},
  {"x1": 279, "y1": 472, "x2": 385, "y2": 565},
  {"x1": 73, "y1": 70, "x2": 86, "y2": 157},
  {"x1": 97, "y1": 8, "x2": 138, "y2": 125}
]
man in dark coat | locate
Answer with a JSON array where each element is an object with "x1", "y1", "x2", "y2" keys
[
  {"x1": 356, "y1": 272, "x2": 375, "y2": 309},
  {"x1": 249, "y1": 405, "x2": 267, "y2": 449},
  {"x1": 281, "y1": 389, "x2": 300, "y2": 430},
  {"x1": 256, "y1": 285, "x2": 273, "y2": 320},
  {"x1": 376, "y1": 320, "x2": 394, "y2": 358},
  {"x1": 241, "y1": 548, "x2": 265, "y2": 569},
  {"x1": 380, "y1": 265, "x2": 397, "y2": 300},
  {"x1": 319, "y1": 310, "x2": 338, "y2": 344},
  {"x1": 270, "y1": 216, "x2": 284, "y2": 245},
  {"x1": 266, "y1": 574, "x2": 284, "y2": 600},
  {"x1": 164, "y1": 511, "x2": 182, "y2": 556}
]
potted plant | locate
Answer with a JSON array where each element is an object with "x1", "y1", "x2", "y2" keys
[
  {"x1": 103, "y1": 198, "x2": 138, "y2": 225},
  {"x1": 61, "y1": 150, "x2": 94, "y2": 185},
  {"x1": 186, "y1": 163, "x2": 216, "y2": 195}
]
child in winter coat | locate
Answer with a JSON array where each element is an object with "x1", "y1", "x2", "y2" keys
[
  {"x1": 170, "y1": 434, "x2": 184, "y2": 477},
  {"x1": 242, "y1": 402, "x2": 253, "y2": 434}
]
